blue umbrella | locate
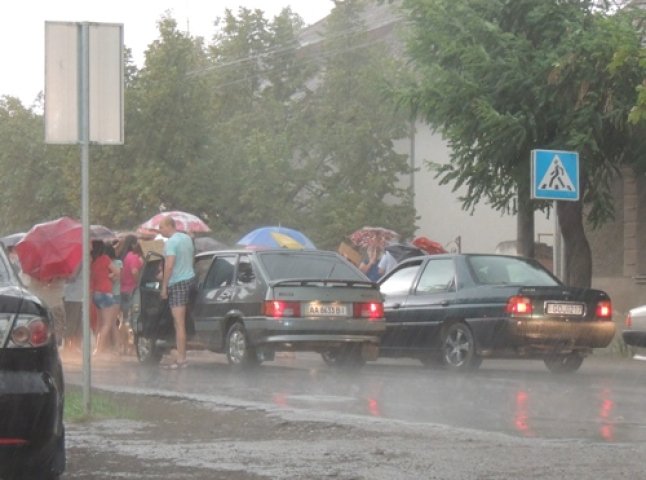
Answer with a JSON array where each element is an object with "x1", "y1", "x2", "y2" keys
[{"x1": 237, "y1": 226, "x2": 316, "y2": 250}]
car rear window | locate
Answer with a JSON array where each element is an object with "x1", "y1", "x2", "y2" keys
[
  {"x1": 258, "y1": 252, "x2": 365, "y2": 281},
  {"x1": 468, "y1": 255, "x2": 559, "y2": 286}
]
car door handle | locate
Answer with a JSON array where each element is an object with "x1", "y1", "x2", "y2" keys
[
  {"x1": 390, "y1": 302, "x2": 401, "y2": 309},
  {"x1": 435, "y1": 300, "x2": 449, "y2": 306}
]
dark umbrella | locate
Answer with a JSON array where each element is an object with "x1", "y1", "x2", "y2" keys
[
  {"x1": 385, "y1": 243, "x2": 425, "y2": 262},
  {"x1": 194, "y1": 237, "x2": 228, "y2": 253}
]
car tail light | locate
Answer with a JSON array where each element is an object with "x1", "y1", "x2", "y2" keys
[
  {"x1": 625, "y1": 312, "x2": 633, "y2": 328},
  {"x1": 0, "y1": 438, "x2": 29, "y2": 446},
  {"x1": 596, "y1": 300, "x2": 612, "y2": 320},
  {"x1": 506, "y1": 296, "x2": 533, "y2": 315},
  {"x1": 354, "y1": 302, "x2": 384, "y2": 320},
  {"x1": 264, "y1": 301, "x2": 300, "y2": 318},
  {"x1": 7, "y1": 316, "x2": 50, "y2": 348}
]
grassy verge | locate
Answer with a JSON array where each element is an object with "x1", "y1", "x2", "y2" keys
[{"x1": 65, "y1": 384, "x2": 137, "y2": 423}]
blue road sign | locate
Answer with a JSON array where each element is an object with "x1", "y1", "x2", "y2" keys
[{"x1": 531, "y1": 149, "x2": 579, "y2": 201}]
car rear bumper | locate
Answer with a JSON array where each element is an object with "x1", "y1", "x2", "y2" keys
[
  {"x1": 0, "y1": 370, "x2": 63, "y2": 448},
  {"x1": 506, "y1": 318, "x2": 616, "y2": 349},
  {"x1": 245, "y1": 317, "x2": 385, "y2": 350}
]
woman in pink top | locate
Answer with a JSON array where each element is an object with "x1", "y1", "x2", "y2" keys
[{"x1": 119, "y1": 235, "x2": 144, "y2": 327}]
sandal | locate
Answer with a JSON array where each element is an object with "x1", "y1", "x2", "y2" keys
[{"x1": 162, "y1": 361, "x2": 188, "y2": 370}]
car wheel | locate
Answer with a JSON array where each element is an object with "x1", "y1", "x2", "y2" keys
[
  {"x1": 28, "y1": 426, "x2": 65, "y2": 480},
  {"x1": 321, "y1": 345, "x2": 366, "y2": 368},
  {"x1": 51, "y1": 426, "x2": 66, "y2": 477},
  {"x1": 135, "y1": 334, "x2": 162, "y2": 365},
  {"x1": 544, "y1": 352, "x2": 584, "y2": 373},
  {"x1": 441, "y1": 322, "x2": 481, "y2": 372},
  {"x1": 226, "y1": 322, "x2": 258, "y2": 369},
  {"x1": 321, "y1": 349, "x2": 341, "y2": 366}
]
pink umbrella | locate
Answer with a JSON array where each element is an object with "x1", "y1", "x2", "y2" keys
[
  {"x1": 349, "y1": 226, "x2": 400, "y2": 249},
  {"x1": 137, "y1": 211, "x2": 211, "y2": 236}
]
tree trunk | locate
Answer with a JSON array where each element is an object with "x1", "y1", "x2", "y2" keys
[
  {"x1": 557, "y1": 200, "x2": 592, "y2": 288},
  {"x1": 517, "y1": 186, "x2": 535, "y2": 258}
]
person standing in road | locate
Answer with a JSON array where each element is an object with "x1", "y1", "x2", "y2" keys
[
  {"x1": 63, "y1": 267, "x2": 83, "y2": 353},
  {"x1": 90, "y1": 240, "x2": 120, "y2": 355},
  {"x1": 118, "y1": 235, "x2": 144, "y2": 354},
  {"x1": 105, "y1": 243, "x2": 123, "y2": 354},
  {"x1": 158, "y1": 216, "x2": 195, "y2": 369},
  {"x1": 359, "y1": 245, "x2": 382, "y2": 282}
]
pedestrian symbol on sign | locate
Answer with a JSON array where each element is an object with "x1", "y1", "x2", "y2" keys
[
  {"x1": 539, "y1": 156, "x2": 574, "y2": 192},
  {"x1": 531, "y1": 149, "x2": 579, "y2": 201}
]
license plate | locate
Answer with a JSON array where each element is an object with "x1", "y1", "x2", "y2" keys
[
  {"x1": 306, "y1": 303, "x2": 348, "y2": 317},
  {"x1": 546, "y1": 303, "x2": 584, "y2": 315}
]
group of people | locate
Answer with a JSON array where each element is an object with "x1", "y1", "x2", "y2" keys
[
  {"x1": 358, "y1": 245, "x2": 397, "y2": 282},
  {"x1": 62, "y1": 216, "x2": 196, "y2": 368},
  {"x1": 63, "y1": 234, "x2": 144, "y2": 356},
  {"x1": 91, "y1": 234, "x2": 144, "y2": 355}
]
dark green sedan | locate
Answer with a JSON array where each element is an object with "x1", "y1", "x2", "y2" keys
[{"x1": 378, "y1": 254, "x2": 615, "y2": 373}]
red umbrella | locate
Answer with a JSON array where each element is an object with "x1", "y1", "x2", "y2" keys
[
  {"x1": 15, "y1": 217, "x2": 116, "y2": 282},
  {"x1": 412, "y1": 236, "x2": 447, "y2": 255},
  {"x1": 349, "y1": 226, "x2": 400, "y2": 249},
  {"x1": 137, "y1": 211, "x2": 211, "y2": 236}
]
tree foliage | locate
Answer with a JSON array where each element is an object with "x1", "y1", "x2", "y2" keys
[
  {"x1": 399, "y1": 0, "x2": 646, "y2": 286},
  {"x1": 0, "y1": 96, "x2": 72, "y2": 231},
  {"x1": 298, "y1": 0, "x2": 416, "y2": 248},
  {"x1": 0, "y1": 2, "x2": 416, "y2": 252}
]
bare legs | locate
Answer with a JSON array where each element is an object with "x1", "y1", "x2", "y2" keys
[
  {"x1": 95, "y1": 304, "x2": 120, "y2": 354},
  {"x1": 171, "y1": 305, "x2": 187, "y2": 364}
]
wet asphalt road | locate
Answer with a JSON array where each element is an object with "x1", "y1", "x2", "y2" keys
[{"x1": 62, "y1": 351, "x2": 646, "y2": 444}]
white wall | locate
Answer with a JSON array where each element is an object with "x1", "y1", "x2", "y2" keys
[{"x1": 394, "y1": 122, "x2": 552, "y2": 254}]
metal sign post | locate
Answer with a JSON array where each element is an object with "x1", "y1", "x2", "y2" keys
[
  {"x1": 79, "y1": 23, "x2": 91, "y2": 414},
  {"x1": 45, "y1": 21, "x2": 123, "y2": 414}
]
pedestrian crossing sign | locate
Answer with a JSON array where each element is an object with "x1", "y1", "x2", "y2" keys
[{"x1": 531, "y1": 149, "x2": 579, "y2": 201}]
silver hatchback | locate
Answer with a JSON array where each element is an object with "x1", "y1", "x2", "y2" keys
[{"x1": 133, "y1": 249, "x2": 385, "y2": 369}]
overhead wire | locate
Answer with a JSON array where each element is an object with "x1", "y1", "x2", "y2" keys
[{"x1": 185, "y1": 8, "x2": 401, "y2": 77}]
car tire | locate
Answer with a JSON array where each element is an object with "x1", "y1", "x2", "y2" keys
[
  {"x1": 321, "y1": 349, "x2": 341, "y2": 366},
  {"x1": 135, "y1": 334, "x2": 162, "y2": 365},
  {"x1": 441, "y1": 322, "x2": 481, "y2": 372},
  {"x1": 543, "y1": 352, "x2": 584, "y2": 373},
  {"x1": 226, "y1": 322, "x2": 258, "y2": 369},
  {"x1": 51, "y1": 426, "x2": 66, "y2": 477},
  {"x1": 321, "y1": 345, "x2": 366, "y2": 368}
]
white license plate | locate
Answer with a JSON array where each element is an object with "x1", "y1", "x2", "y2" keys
[
  {"x1": 546, "y1": 303, "x2": 584, "y2": 315},
  {"x1": 306, "y1": 303, "x2": 348, "y2": 317}
]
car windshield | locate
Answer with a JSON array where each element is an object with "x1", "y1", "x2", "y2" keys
[
  {"x1": 467, "y1": 255, "x2": 559, "y2": 286},
  {"x1": 258, "y1": 252, "x2": 365, "y2": 281}
]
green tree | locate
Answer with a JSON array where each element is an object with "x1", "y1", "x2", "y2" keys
[
  {"x1": 399, "y1": 0, "x2": 646, "y2": 286},
  {"x1": 298, "y1": 0, "x2": 416, "y2": 249},
  {"x1": 96, "y1": 16, "x2": 213, "y2": 230},
  {"x1": 0, "y1": 96, "x2": 73, "y2": 233},
  {"x1": 201, "y1": 7, "x2": 316, "y2": 242}
]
